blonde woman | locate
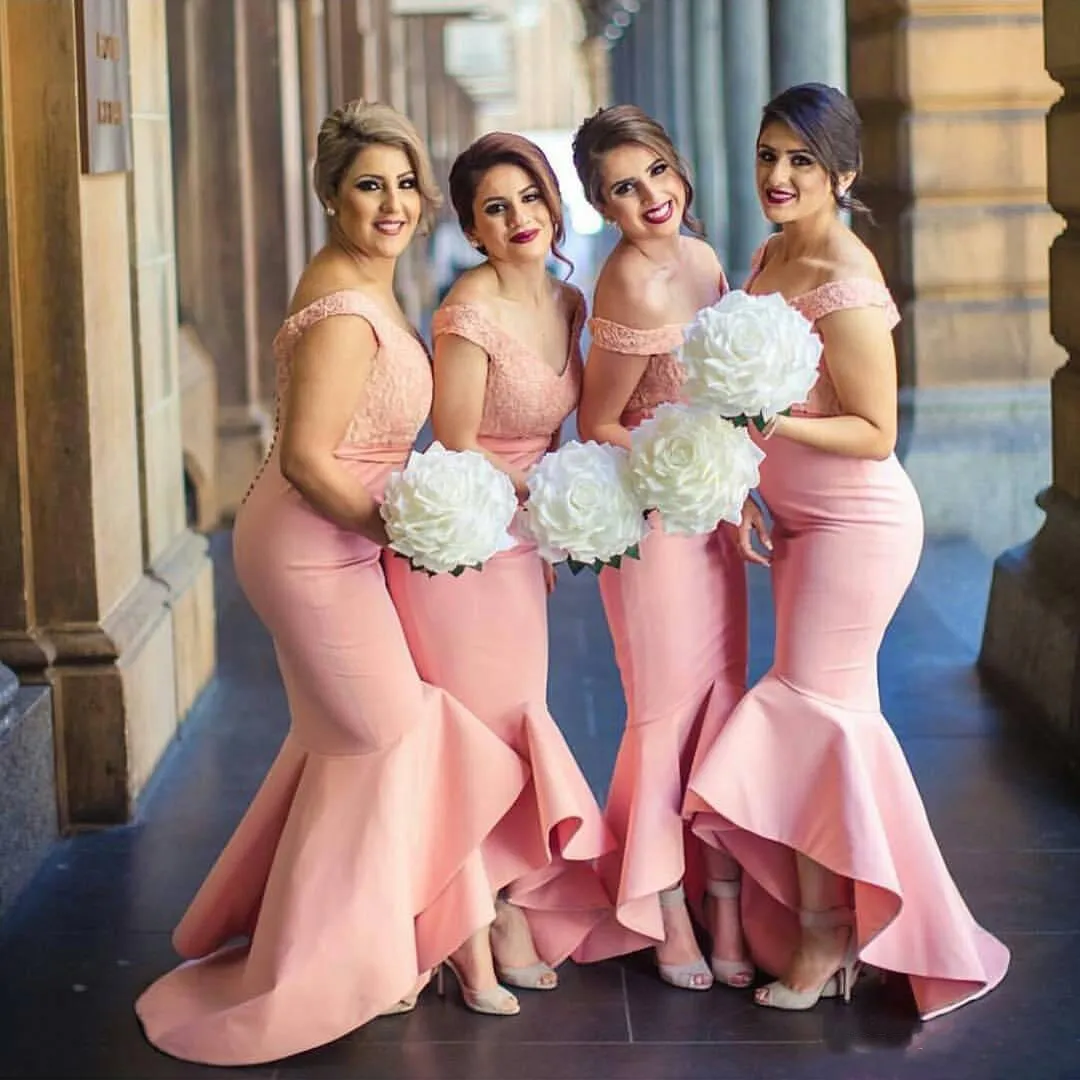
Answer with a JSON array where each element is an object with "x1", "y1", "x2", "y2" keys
[{"x1": 135, "y1": 102, "x2": 528, "y2": 1065}]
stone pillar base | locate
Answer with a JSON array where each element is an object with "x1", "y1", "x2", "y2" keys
[
  {"x1": 979, "y1": 488, "x2": 1080, "y2": 768},
  {"x1": 0, "y1": 529, "x2": 214, "y2": 829},
  {"x1": 0, "y1": 678, "x2": 57, "y2": 915}
]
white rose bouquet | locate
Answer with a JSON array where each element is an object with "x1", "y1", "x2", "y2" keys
[
  {"x1": 520, "y1": 440, "x2": 647, "y2": 574},
  {"x1": 628, "y1": 403, "x2": 765, "y2": 536},
  {"x1": 381, "y1": 442, "x2": 518, "y2": 575},
  {"x1": 680, "y1": 289, "x2": 821, "y2": 427}
]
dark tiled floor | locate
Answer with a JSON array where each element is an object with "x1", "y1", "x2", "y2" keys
[{"x1": 3, "y1": 517, "x2": 1080, "y2": 1079}]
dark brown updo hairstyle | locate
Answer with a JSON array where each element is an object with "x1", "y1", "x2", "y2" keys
[
  {"x1": 448, "y1": 132, "x2": 572, "y2": 275},
  {"x1": 759, "y1": 83, "x2": 872, "y2": 220},
  {"x1": 314, "y1": 100, "x2": 442, "y2": 234},
  {"x1": 571, "y1": 105, "x2": 704, "y2": 237}
]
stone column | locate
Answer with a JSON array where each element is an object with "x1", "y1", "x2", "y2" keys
[
  {"x1": 980, "y1": 0, "x2": 1080, "y2": 762},
  {"x1": 169, "y1": 0, "x2": 291, "y2": 515},
  {"x1": 648, "y1": 0, "x2": 671, "y2": 129},
  {"x1": 848, "y1": 1, "x2": 1061, "y2": 388},
  {"x1": 609, "y1": 24, "x2": 629, "y2": 104},
  {"x1": 721, "y1": 0, "x2": 770, "y2": 283},
  {"x1": 768, "y1": 0, "x2": 846, "y2": 93},
  {"x1": 299, "y1": 0, "x2": 330, "y2": 255},
  {"x1": 0, "y1": 661, "x2": 55, "y2": 916},
  {"x1": 0, "y1": 0, "x2": 213, "y2": 826},
  {"x1": 689, "y1": 0, "x2": 728, "y2": 258},
  {"x1": 668, "y1": 0, "x2": 692, "y2": 157}
]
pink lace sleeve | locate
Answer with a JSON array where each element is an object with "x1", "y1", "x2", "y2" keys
[
  {"x1": 792, "y1": 279, "x2": 900, "y2": 330},
  {"x1": 274, "y1": 290, "x2": 384, "y2": 356},
  {"x1": 431, "y1": 304, "x2": 503, "y2": 356},
  {"x1": 588, "y1": 317, "x2": 685, "y2": 356}
]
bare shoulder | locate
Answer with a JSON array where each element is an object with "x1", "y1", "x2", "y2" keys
[
  {"x1": 556, "y1": 277, "x2": 586, "y2": 317},
  {"x1": 819, "y1": 231, "x2": 885, "y2": 287},
  {"x1": 442, "y1": 263, "x2": 499, "y2": 308},
  {"x1": 682, "y1": 235, "x2": 724, "y2": 276},
  {"x1": 288, "y1": 249, "x2": 368, "y2": 315},
  {"x1": 593, "y1": 244, "x2": 674, "y2": 329}
]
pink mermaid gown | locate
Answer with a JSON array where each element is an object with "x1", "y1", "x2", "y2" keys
[
  {"x1": 686, "y1": 259, "x2": 1010, "y2": 1019},
  {"x1": 573, "y1": 286, "x2": 750, "y2": 964},
  {"x1": 384, "y1": 293, "x2": 613, "y2": 965},
  {"x1": 135, "y1": 291, "x2": 528, "y2": 1065}
]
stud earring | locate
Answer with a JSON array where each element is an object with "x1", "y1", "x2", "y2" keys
[{"x1": 325, "y1": 206, "x2": 336, "y2": 217}]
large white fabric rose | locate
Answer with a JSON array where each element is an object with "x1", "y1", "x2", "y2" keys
[
  {"x1": 521, "y1": 441, "x2": 647, "y2": 570},
  {"x1": 381, "y1": 442, "x2": 518, "y2": 575},
  {"x1": 680, "y1": 289, "x2": 822, "y2": 421},
  {"x1": 628, "y1": 403, "x2": 765, "y2": 535}
]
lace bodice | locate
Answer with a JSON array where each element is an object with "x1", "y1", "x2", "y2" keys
[
  {"x1": 746, "y1": 243, "x2": 900, "y2": 417},
  {"x1": 431, "y1": 289, "x2": 584, "y2": 440},
  {"x1": 588, "y1": 319, "x2": 685, "y2": 417},
  {"x1": 587, "y1": 274, "x2": 728, "y2": 420},
  {"x1": 272, "y1": 290, "x2": 432, "y2": 446}
]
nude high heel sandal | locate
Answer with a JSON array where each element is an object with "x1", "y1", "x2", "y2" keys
[
  {"x1": 492, "y1": 898, "x2": 558, "y2": 990},
  {"x1": 438, "y1": 960, "x2": 521, "y2": 1016},
  {"x1": 705, "y1": 879, "x2": 755, "y2": 988},
  {"x1": 754, "y1": 907, "x2": 860, "y2": 1011},
  {"x1": 656, "y1": 884, "x2": 714, "y2": 991}
]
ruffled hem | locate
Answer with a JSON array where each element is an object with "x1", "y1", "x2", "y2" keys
[
  {"x1": 573, "y1": 680, "x2": 742, "y2": 963},
  {"x1": 685, "y1": 674, "x2": 1010, "y2": 1020},
  {"x1": 479, "y1": 704, "x2": 615, "y2": 965},
  {"x1": 135, "y1": 686, "x2": 528, "y2": 1066}
]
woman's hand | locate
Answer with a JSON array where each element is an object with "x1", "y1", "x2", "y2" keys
[
  {"x1": 542, "y1": 561, "x2": 557, "y2": 595},
  {"x1": 734, "y1": 496, "x2": 772, "y2": 566},
  {"x1": 359, "y1": 508, "x2": 390, "y2": 547}
]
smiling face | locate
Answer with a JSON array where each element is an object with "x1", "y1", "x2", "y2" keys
[
  {"x1": 329, "y1": 142, "x2": 422, "y2": 259},
  {"x1": 467, "y1": 162, "x2": 554, "y2": 264},
  {"x1": 756, "y1": 120, "x2": 853, "y2": 226},
  {"x1": 596, "y1": 142, "x2": 686, "y2": 241}
]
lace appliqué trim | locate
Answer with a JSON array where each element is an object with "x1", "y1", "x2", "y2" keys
[
  {"x1": 273, "y1": 289, "x2": 431, "y2": 447},
  {"x1": 791, "y1": 280, "x2": 900, "y2": 330},
  {"x1": 431, "y1": 296, "x2": 584, "y2": 440},
  {"x1": 588, "y1": 317, "x2": 685, "y2": 357}
]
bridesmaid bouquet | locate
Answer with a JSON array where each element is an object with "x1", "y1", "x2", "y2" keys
[
  {"x1": 381, "y1": 443, "x2": 518, "y2": 575},
  {"x1": 520, "y1": 440, "x2": 647, "y2": 574},
  {"x1": 680, "y1": 289, "x2": 821, "y2": 427},
  {"x1": 628, "y1": 404, "x2": 765, "y2": 536}
]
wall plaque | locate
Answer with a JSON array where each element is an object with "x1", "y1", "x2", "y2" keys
[{"x1": 76, "y1": 0, "x2": 133, "y2": 174}]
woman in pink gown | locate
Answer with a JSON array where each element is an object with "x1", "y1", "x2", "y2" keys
[
  {"x1": 568, "y1": 106, "x2": 753, "y2": 992},
  {"x1": 385, "y1": 133, "x2": 612, "y2": 990},
  {"x1": 687, "y1": 83, "x2": 1009, "y2": 1017},
  {"x1": 134, "y1": 103, "x2": 531, "y2": 1065}
]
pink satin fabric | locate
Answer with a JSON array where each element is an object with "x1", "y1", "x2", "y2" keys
[
  {"x1": 385, "y1": 297, "x2": 613, "y2": 966},
  {"x1": 135, "y1": 291, "x2": 528, "y2": 1065},
  {"x1": 686, "y1": 250, "x2": 1009, "y2": 1018}
]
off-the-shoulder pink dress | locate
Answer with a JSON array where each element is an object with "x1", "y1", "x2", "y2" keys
[
  {"x1": 384, "y1": 292, "x2": 613, "y2": 965},
  {"x1": 573, "y1": 281, "x2": 750, "y2": 963},
  {"x1": 135, "y1": 291, "x2": 528, "y2": 1065},
  {"x1": 686, "y1": 249, "x2": 1010, "y2": 1018}
]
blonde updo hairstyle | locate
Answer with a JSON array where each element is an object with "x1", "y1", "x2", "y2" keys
[{"x1": 314, "y1": 100, "x2": 442, "y2": 234}]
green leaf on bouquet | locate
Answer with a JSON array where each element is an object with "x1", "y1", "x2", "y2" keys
[
  {"x1": 730, "y1": 415, "x2": 750, "y2": 429},
  {"x1": 609, "y1": 554, "x2": 622, "y2": 570},
  {"x1": 449, "y1": 562, "x2": 483, "y2": 577},
  {"x1": 625, "y1": 544, "x2": 641, "y2": 561},
  {"x1": 567, "y1": 558, "x2": 587, "y2": 576},
  {"x1": 751, "y1": 413, "x2": 768, "y2": 433}
]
